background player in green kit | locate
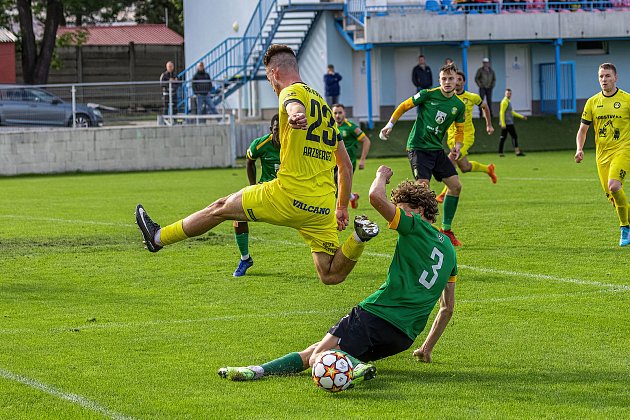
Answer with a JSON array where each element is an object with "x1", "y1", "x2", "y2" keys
[
  {"x1": 380, "y1": 63, "x2": 466, "y2": 246},
  {"x1": 218, "y1": 165, "x2": 457, "y2": 383},
  {"x1": 232, "y1": 114, "x2": 281, "y2": 277},
  {"x1": 332, "y1": 103, "x2": 372, "y2": 209}
]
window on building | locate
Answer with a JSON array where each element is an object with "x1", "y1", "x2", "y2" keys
[{"x1": 576, "y1": 41, "x2": 609, "y2": 55}]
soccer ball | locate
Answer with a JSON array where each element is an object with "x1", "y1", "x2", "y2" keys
[{"x1": 311, "y1": 350, "x2": 353, "y2": 392}]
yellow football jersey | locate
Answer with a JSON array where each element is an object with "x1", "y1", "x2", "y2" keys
[
  {"x1": 277, "y1": 82, "x2": 340, "y2": 196},
  {"x1": 582, "y1": 88, "x2": 630, "y2": 160},
  {"x1": 447, "y1": 90, "x2": 483, "y2": 143}
]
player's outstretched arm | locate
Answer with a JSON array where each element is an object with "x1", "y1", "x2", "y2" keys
[
  {"x1": 334, "y1": 141, "x2": 352, "y2": 231},
  {"x1": 413, "y1": 282, "x2": 456, "y2": 363},
  {"x1": 246, "y1": 158, "x2": 257, "y2": 185},
  {"x1": 380, "y1": 97, "x2": 415, "y2": 140},
  {"x1": 575, "y1": 123, "x2": 590, "y2": 163},
  {"x1": 358, "y1": 132, "x2": 371, "y2": 170},
  {"x1": 368, "y1": 165, "x2": 397, "y2": 223},
  {"x1": 481, "y1": 102, "x2": 494, "y2": 135}
]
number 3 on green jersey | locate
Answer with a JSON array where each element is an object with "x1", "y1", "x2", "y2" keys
[{"x1": 419, "y1": 247, "x2": 443, "y2": 289}]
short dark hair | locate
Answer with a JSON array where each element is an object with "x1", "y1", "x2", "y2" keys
[
  {"x1": 327, "y1": 64, "x2": 334, "y2": 70},
  {"x1": 332, "y1": 103, "x2": 344, "y2": 109},
  {"x1": 599, "y1": 62, "x2": 617, "y2": 75},
  {"x1": 439, "y1": 63, "x2": 458, "y2": 74},
  {"x1": 270, "y1": 113, "x2": 279, "y2": 128},
  {"x1": 390, "y1": 180, "x2": 439, "y2": 223},
  {"x1": 419, "y1": 54, "x2": 425, "y2": 58},
  {"x1": 456, "y1": 70, "x2": 466, "y2": 81},
  {"x1": 505, "y1": 88, "x2": 512, "y2": 92},
  {"x1": 263, "y1": 44, "x2": 296, "y2": 67}
]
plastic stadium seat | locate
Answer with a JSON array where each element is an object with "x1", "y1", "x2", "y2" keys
[{"x1": 426, "y1": 0, "x2": 441, "y2": 11}]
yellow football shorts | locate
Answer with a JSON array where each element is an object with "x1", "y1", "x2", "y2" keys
[
  {"x1": 241, "y1": 179, "x2": 340, "y2": 255},
  {"x1": 596, "y1": 150, "x2": 630, "y2": 200},
  {"x1": 447, "y1": 135, "x2": 475, "y2": 160}
]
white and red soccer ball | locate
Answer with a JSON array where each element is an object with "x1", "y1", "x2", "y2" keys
[{"x1": 311, "y1": 350, "x2": 353, "y2": 392}]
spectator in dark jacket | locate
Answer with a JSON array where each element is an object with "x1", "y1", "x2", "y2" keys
[
  {"x1": 160, "y1": 61, "x2": 180, "y2": 115},
  {"x1": 412, "y1": 55, "x2": 433, "y2": 91},
  {"x1": 475, "y1": 58, "x2": 496, "y2": 118},
  {"x1": 192, "y1": 62, "x2": 217, "y2": 115},
  {"x1": 323, "y1": 64, "x2": 342, "y2": 105}
]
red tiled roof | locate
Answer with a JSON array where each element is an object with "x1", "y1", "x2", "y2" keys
[
  {"x1": 0, "y1": 27, "x2": 17, "y2": 43},
  {"x1": 57, "y1": 24, "x2": 183, "y2": 46}
]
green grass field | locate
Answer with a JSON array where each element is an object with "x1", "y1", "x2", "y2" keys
[{"x1": 1, "y1": 152, "x2": 629, "y2": 419}]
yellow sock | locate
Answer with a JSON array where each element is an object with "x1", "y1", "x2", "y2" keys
[
  {"x1": 611, "y1": 189, "x2": 629, "y2": 226},
  {"x1": 341, "y1": 234, "x2": 365, "y2": 261},
  {"x1": 439, "y1": 186, "x2": 448, "y2": 197},
  {"x1": 470, "y1": 161, "x2": 489, "y2": 173},
  {"x1": 159, "y1": 219, "x2": 189, "y2": 245}
]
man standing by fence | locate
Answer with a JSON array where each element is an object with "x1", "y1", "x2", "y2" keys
[
  {"x1": 192, "y1": 62, "x2": 217, "y2": 116},
  {"x1": 475, "y1": 58, "x2": 496, "y2": 118},
  {"x1": 160, "y1": 61, "x2": 180, "y2": 115}
]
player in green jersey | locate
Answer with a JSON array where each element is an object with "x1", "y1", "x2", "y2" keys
[
  {"x1": 333, "y1": 103, "x2": 372, "y2": 209},
  {"x1": 232, "y1": 114, "x2": 281, "y2": 277},
  {"x1": 218, "y1": 165, "x2": 458, "y2": 384},
  {"x1": 380, "y1": 63, "x2": 466, "y2": 246}
]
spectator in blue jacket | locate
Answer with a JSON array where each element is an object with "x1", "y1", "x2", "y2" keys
[{"x1": 324, "y1": 64, "x2": 342, "y2": 105}]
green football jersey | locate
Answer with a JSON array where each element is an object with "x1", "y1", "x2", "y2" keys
[
  {"x1": 359, "y1": 207, "x2": 458, "y2": 340},
  {"x1": 246, "y1": 133, "x2": 281, "y2": 183},
  {"x1": 407, "y1": 87, "x2": 465, "y2": 151},
  {"x1": 337, "y1": 118, "x2": 365, "y2": 169}
]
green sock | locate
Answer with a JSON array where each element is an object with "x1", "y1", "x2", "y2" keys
[
  {"x1": 261, "y1": 352, "x2": 306, "y2": 376},
  {"x1": 234, "y1": 232, "x2": 249, "y2": 258},
  {"x1": 442, "y1": 195, "x2": 459, "y2": 231},
  {"x1": 335, "y1": 349, "x2": 363, "y2": 368}
]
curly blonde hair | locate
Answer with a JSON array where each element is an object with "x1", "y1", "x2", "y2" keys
[{"x1": 390, "y1": 180, "x2": 439, "y2": 223}]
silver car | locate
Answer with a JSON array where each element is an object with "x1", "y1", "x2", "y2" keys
[{"x1": 0, "y1": 86, "x2": 103, "y2": 127}]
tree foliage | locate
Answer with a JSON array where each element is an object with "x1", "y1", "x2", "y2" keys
[
  {"x1": 13, "y1": 0, "x2": 183, "y2": 84},
  {"x1": 135, "y1": 0, "x2": 183, "y2": 35}
]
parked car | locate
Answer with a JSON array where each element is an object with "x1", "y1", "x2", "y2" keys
[{"x1": 0, "y1": 85, "x2": 103, "y2": 127}]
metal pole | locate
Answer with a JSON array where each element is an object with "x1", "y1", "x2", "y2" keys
[
  {"x1": 366, "y1": 47, "x2": 373, "y2": 129},
  {"x1": 461, "y1": 40, "x2": 470, "y2": 91},
  {"x1": 168, "y1": 80, "x2": 173, "y2": 116},
  {"x1": 554, "y1": 38, "x2": 563, "y2": 121},
  {"x1": 71, "y1": 84, "x2": 77, "y2": 128},
  {"x1": 461, "y1": 41, "x2": 470, "y2": 90}
]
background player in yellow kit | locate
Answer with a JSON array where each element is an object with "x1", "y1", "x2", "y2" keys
[
  {"x1": 575, "y1": 62, "x2": 630, "y2": 247},
  {"x1": 437, "y1": 71, "x2": 496, "y2": 203},
  {"x1": 135, "y1": 44, "x2": 379, "y2": 283}
]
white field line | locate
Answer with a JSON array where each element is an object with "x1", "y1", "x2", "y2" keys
[
  {"x1": 0, "y1": 368, "x2": 134, "y2": 420},
  {"x1": 0, "y1": 214, "x2": 131, "y2": 228},
  {"x1": 1, "y1": 213, "x2": 626, "y2": 291},
  {"x1": 464, "y1": 176, "x2": 595, "y2": 182}
]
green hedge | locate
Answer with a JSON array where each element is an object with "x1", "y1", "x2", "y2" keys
[{"x1": 362, "y1": 114, "x2": 591, "y2": 158}]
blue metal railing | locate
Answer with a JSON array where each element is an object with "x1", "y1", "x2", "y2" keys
[
  {"x1": 178, "y1": 0, "x2": 278, "y2": 113},
  {"x1": 349, "y1": 0, "x2": 630, "y2": 18},
  {"x1": 540, "y1": 61, "x2": 576, "y2": 116},
  {"x1": 345, "y1": 0, "x2": 367, "y2": 26}
]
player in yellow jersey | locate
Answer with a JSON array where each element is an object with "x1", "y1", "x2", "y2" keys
[
  {"x1": 576, "y1": 63, "x2": 630, "y2": 247},
  {"x1": 134, "y1": 44, "x2": 379, "y2": 283},
  {"x1": 436, "y1": 71, "x2": 496, "y2": 203}
]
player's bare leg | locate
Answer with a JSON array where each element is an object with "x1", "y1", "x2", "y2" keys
[
  {"x1": 182, "y1": 191, "x2": 247, "y2": 236},
  {"x1": 311, "y1": 216, "x2": 379, "y2": 285},
  {"x1": 136, "y1": 190, "x2": 248, "y2": 252},
  {"x1": 609, "y1": 178, "x2": 630, "y2": 246}
]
